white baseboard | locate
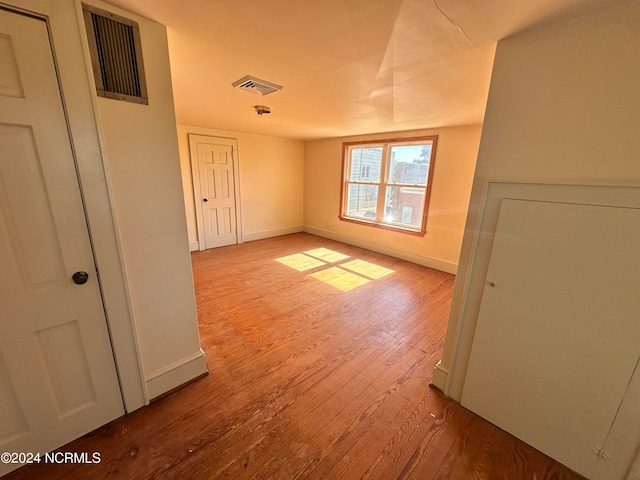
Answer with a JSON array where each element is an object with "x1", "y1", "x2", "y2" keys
[
  {"x1": 431, "y1": 360, "x2": 448, "y2": 392},
  {"x1": 242, "y1": 225, "x2": 304, "y2": 243},
  {"x1": 189, "y1": 242, "x2": 199, "y2": 252},
  {"x1": 145, "y1": 349, "x2": 207, "y2": 400},
  {"x1": 302, "y1": 226, "x2": 458, "y2": 274}
]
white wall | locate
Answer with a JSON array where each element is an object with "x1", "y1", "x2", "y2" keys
[
  {"x1": 438, "y1": 0, "x2": 640, "y2": 399},
  {"x1": 303, "y1": 125, "x2": 482, "y2": 273},
  {"x1": 176, "y1": 124, "x2": 305, "y2": 248},
  {"x1": 83, "y1": 1, "x2": 206, "y2": 399}
]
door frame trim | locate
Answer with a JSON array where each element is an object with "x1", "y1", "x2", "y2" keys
[{"x1": 189, "y1": 134, "x2": 243, "y2": 250}]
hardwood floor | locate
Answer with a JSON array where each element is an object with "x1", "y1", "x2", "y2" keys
[{"x1": 5, "y1": 233, "x2": 584, "y2": 479}]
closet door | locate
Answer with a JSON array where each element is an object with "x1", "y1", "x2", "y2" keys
[
  {"x1": 461, "y1": 199, "x2": 640, "y2": 478},
  {"x1": 0, "y1": 8, "x2": 123, "y2": 475}
]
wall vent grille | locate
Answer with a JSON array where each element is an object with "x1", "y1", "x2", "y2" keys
[
  {"x1": 82, "y1": 4, "x2": 148, "y2": 105},
  {"x1": 232, "y1": 75, "x2": 283, "y2": 96}
]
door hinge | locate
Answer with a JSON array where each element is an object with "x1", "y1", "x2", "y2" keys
[{"x1": 591, "y1": 446, "x2": 611, "y2": 460}]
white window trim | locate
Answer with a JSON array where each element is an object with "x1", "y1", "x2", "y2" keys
[{"x1": 339, "y1": 136, "x2": 438, "y2": 236}]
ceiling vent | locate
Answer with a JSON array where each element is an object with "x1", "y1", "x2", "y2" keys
[{"x1": 232, "y1": 75, "x2": 282, "y2": 96}]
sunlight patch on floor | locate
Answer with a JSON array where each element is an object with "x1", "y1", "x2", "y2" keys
[
  {"x1": 275, "y1": 253, "x2": 326, "y2": 271},
  {"x1": 310, "y1": 267, "x2": 370, "y2": 292},
  {"x1": 341, "y1": 259, "x2": 394, "y2": 279},
  {"x1": 275, "y1": 247, "x2": 393, "y2": 292},
  {"x1": 304, "y1": 247, "x2": 350, "y2": 263}
]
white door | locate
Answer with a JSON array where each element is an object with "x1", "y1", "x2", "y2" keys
[
  {"x1": 0, "y1": 9, "x2": 123, "y2": 474},
  {"x1": 189, "y1": 135, "x2": 239, "y2": 249},
  {"x1": 461, "y1": 199, "x2": 640, "y2": 478}
]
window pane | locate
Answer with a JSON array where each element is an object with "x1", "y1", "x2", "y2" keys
[
  {"x1": 349, "y1": 147, "x2": 382, "y2": 182},
  {"x1": 346, "y1": 184, "x2": 378, "y2": 219},
  {"x1": 384, "y1": 186, "x2": 425, "y2": 227},
  {"x1": 388, "y1": 145, "x2": 431, "y2": 185}
]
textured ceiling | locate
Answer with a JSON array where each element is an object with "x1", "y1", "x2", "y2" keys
[{"x1": 105, "y1": 0, "x2": 629, "y2": 140}]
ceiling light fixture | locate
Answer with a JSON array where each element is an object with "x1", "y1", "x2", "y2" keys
[{"x1": 254, "y1": 105, "x2": 271, "y2": 115}]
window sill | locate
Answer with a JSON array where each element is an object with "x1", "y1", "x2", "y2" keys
[{"x1": 339, "y1": 215, "x2": 426, "y2": 237}]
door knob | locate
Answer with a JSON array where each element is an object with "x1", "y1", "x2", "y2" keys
[
  {"x1": 72, "y1": 271, "x2": 89, "y2": 285},
  {"x1": 203, "y1": 198, "x2": 208, "y2": 202}
]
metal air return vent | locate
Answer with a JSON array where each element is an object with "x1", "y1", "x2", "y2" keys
[
  {"x1": 82, "y1": 4, "x2": 148, "y2": 105},
  {"x1": 232, "y1": 75, "x2": 283, "y2": 96}
]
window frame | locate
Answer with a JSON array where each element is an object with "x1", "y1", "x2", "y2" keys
[{"x1": 339, "y1": 136, "x2": 438, "y2": 236}]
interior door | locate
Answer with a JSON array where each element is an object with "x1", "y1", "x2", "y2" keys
[
  {"x1": 461, "y1": 199, "x2": 640, "y2": 478},
  {"x1": 0, "y1": 9, "x2": 123, "y2": 474},
  {"x1": 190, "y1": 135, "x2": 239, "y2": 249}
]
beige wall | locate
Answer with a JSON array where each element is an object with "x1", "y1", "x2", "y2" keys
[
  {"x1": 85, "y1": 0, "x2": 205, "y2": 399},
  {"x1": 438, "y1": 0, "x2": 640, "y2": 399},
  {"x1": 303, "y1": 125, "x2": 482, "y2": 273},
  {"x1": 176, "y1": 125, "x2": 304, "y2": 248}
]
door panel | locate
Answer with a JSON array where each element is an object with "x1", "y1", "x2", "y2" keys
[
  {"x1": 461, "y1": 199, "x2": 640, "y2": 477},
  {"x1": 0, "y1": 125, "x2": 65, "y2": 286},
  {"x1": 0, "y1": 9, "x2": 123, "y2": 475},
  {"x1": 193, "y1": 137, "x2": 238, "y2": 248},
  {"x1": 0, "y1": 32, "x2": 23, "y2": 98}
]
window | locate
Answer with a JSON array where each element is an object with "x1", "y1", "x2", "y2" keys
[{"x1": 340, "y1": 136, "x2": 437, "y2": 235}]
